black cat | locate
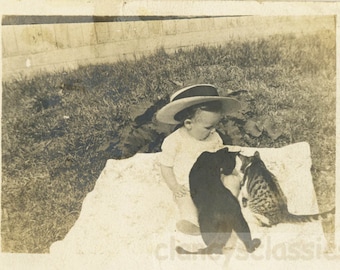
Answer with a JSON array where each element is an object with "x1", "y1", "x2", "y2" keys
[{"x1": 176, "y1": 147, "x2": 261, "y2": 254}]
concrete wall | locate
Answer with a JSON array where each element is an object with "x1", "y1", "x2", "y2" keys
[{"x1": 1, "y1": 15, "x2": 335, "y2": 81}]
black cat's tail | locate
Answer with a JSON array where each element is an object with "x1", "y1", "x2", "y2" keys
[
  {"x1": 284, "y1": 207, "x2": 335, "y2": 223},
  {"x1": 175, "y1": 245, "x2": 224, "y2": 255},
  {"x1": 176, "y1": 238, "x2": 261, "y2": 255}
]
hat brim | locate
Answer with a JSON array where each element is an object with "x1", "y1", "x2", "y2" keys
[{"x1": 156, "y1": 96, "x2": 241, "y2": 124}]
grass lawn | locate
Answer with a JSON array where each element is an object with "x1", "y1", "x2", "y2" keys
[{"x1": 1, "y1": 30, "x2": 336, "y2": 253}]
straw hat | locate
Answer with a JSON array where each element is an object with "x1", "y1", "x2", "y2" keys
[{"x1": 156, "y1": 84, "x2": 241, "y2": 124}]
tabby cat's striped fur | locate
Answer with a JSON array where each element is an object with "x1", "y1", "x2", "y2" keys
[{"x1": 238, "y1": 151, "x2": 334, "y2": 227}]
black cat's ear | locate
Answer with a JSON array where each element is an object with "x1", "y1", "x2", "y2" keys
[
  {"x1": 233, "y1": 151, "x2": 240, "y2": 157},
  {"x1": 200, "y1": 151, "x2": 210, "y2": 160},
  {"x1": 216, "y1": 147, "x2": 229, "y2": 157}
]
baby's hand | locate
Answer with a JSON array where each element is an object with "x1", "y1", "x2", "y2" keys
[{"x1": 173, "y1": 184, "x2": 189, "y2": 199}]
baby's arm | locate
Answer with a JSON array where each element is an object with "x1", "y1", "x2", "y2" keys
[{"x1": 160, "y1": 164, "x2": 189, "y2": 198}]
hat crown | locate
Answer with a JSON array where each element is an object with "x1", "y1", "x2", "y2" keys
[{"x1": 170, "y1": 84, "x2": 219, "y2": 102}]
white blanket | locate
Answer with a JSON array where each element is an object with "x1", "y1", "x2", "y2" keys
[{"x1": 50, "y1": 142, "x2": 329, "y2": 269}]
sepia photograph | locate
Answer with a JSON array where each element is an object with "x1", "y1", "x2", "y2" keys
[{"x1": 1, "y1": 1, "x2": 339, "y2": 269}]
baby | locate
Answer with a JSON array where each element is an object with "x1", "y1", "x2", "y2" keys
[{"x1": 156, "y1": 84, "x2": 242, "y2": 235}]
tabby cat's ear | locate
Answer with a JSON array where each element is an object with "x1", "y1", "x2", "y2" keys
[{"x1": 237, "y1": 152, "x2": 246, "y2": 160}]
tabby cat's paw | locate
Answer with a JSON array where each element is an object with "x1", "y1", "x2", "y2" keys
[{"x1": 242, "y1": 197, "x2": 248, "y2": 207}]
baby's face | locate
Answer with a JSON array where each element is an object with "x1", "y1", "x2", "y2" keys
[{"x1": 187, "y1": 110, "x2": 222, "y2": 141}]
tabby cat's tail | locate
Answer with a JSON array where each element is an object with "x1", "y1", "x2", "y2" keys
[{"x1": 284, "y1": 207, "x2": 335, "y2": 223}]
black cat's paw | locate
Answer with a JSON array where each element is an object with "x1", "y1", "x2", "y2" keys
[
  {"x1": 252, "y1": 238, "x2": 261, "y2": 249},
  {"x1": 246, "y1": 238, "x2": 261, "y2": 253},
  {"x1": 176, "y1": 246, "x2": 188, "y2": 254},
  {"x1": 242, "y1": 197, "x2": 248, "y2": 208}
]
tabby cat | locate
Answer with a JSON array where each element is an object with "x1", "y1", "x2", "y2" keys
[{"x1": 238, "y1": 151, "x2": 335, "y2": 227}]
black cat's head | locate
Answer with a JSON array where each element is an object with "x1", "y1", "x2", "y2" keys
[
  {"x1": 215, "y1": 147, "x2": 239, "y2": 175},
  {"x1": 193, "y1": 147, "x2": 238, "y2": 176}
]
